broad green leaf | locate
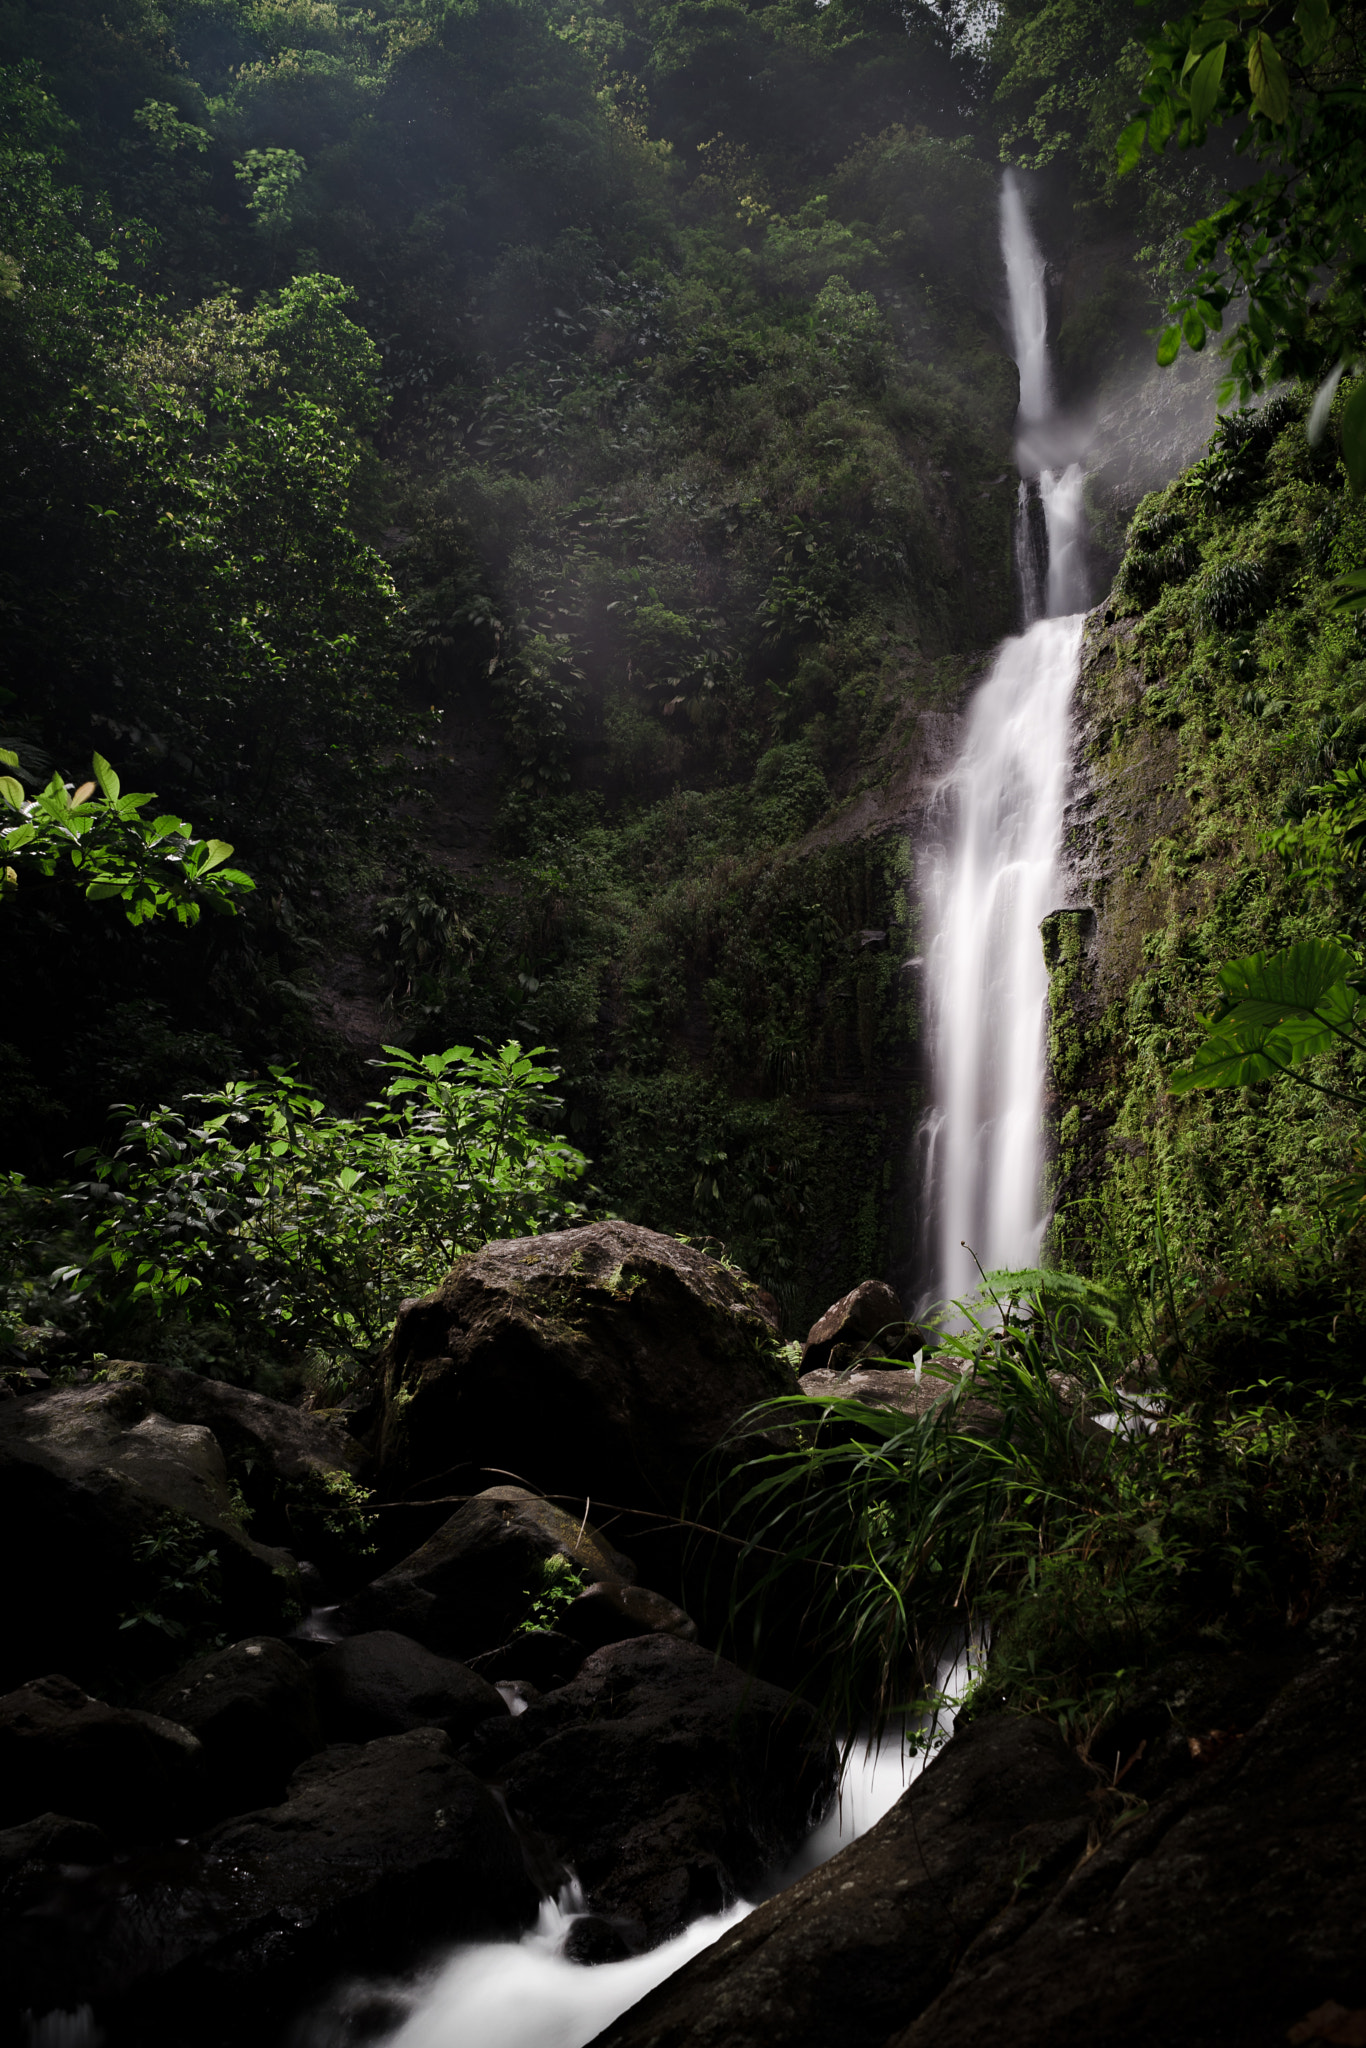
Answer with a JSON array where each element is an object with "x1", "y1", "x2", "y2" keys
[
  {"x1": 152, "y1": 813, "x2": 188, "y2": 839},
  {"x1": 1170, "y1": 1016, "x2": 1302, "y2": 1091},
  {"x1": 1188, "y1": 41, "x2": 1227, "y2": 127},
  {"x1": 1341, "y1": 379, "x2": 1366, "y2": 496},
  {"x1": 0, "y1": 748, "x2": 18, "y2": 769},
  {"x1": 1192, "y1": 18, "x2": 1239, "y2": 48},
  {"x1": 1182, "y1": 304, "x2": 1207, "y2": 350},
  {"x1": 1156, "y1": 324, "x2": 1183, "y2": 366},
  {"x1": 1329, "y1": 568, "x2": 1366, "y2": 615},
  {"x1": 3, "y1": 823, "x2": 36, "y2": 849},
  {"x1": 0, "y1": 774, "x2": 25, "y2": 809},
  {"x1": 1116, "y1": 117, "x2": 1147, "y2": 173},
  {"x1": 84, "y1": 880, "x2": 127, "y2": 900},
  {"x1": 91, "y1": 752, "x2": 120, "y2": 801},
  {"x1": 199, "y1": 838, "x2": 234, "y2": 872},
  {"x1": 1248, "y1": 30, "x2": 1290, "y2": 119},
  {"x1": 1293, "y1": 0, "x2": 1331, "y2": 57},
  {"x1": 1215, "y1": 938, "x2": 1360, "y2": 1018},
  {"x1": 1149, "y1": 95, "x2": 1176, "y2": 149}
]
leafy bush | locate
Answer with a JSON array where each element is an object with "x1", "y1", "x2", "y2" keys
[
  {"x1": 1119, "y1": 513, "x2": 1196, "y2": 607},
  {"x1": 48, "y1": 1042, "x2": 589, "y2": 1375},
  {"x1": 1195, "y1": 557, "x2": 1268, "y2": 631}
]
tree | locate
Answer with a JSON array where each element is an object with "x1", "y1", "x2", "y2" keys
[
  {"x1": 1119, "y1": 0, "x2": 1366, "y2": 411},
  {"x1": 1, "y1": 750, "x2": 253, "y2": 926}
]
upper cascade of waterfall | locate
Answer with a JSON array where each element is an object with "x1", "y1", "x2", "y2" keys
[
  {"x1": 1000, "y1": 171, "x2": 1053, "y2": 447},
  {"x1": 998, "y1": 172, "x2": 1090, "y2": 623}
]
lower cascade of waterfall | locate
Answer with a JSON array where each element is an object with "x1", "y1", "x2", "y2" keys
[
  {"x1": 917, "y1": 613, "x2": 1084, "y2": 1312},
  {"x1": 302, "y1": 1658, "x2": 969, "y2": 2048}
]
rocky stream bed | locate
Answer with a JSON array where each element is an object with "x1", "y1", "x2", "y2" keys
[{"x1": 3, "y1": 1222, "x2": 1365, "y2": 2048}]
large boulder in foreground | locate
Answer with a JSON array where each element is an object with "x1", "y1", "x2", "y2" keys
[
  {"x1": 0, "y1": 1382, "x2": 301, "y2": 1689},
  {"x1": 591, "y1": 1629, "x2": 1366, "y2": 2048},
  {"x1": 465, "y1": 1633, "x2": 837, "y2": 1949},
  {"x1": 585, "y1": 1710, "x2": 1093, "y2": 2048},
  {"x1": 369, "y1": 1222, "x2": 792, "y2": 1512},
  {"x1": 139, "y1": 1637, "x2": 322, "y2": 1816},
  {"x1": 311, "y1": 1630, "x2": 506, "y2": 1743},
  {"x1": 6, "y1": 1729, "x2": 539, "y2": 2045},
  {"x1": 339, "y1": 1483, "x2": 635, "y2": 1658},
  {"x1": 0, "y1": 1674, "x2": 204, "y2": 1838}
]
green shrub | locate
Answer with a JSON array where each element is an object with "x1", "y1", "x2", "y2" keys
[
  {"x1": 46, "y1": 1042, "x2": 588, "y2": 1376},
  {"x1": 1195, "y1": 557, "x2": 1268, "y2": 630}
]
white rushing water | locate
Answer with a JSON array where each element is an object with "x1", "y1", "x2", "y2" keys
[
  {"x1": 325, "y1": 1653, "x2": 971, "y2": 2048},
  {"x1": 917, "y1": 173, "x2": 1088, "y2": 1314}
]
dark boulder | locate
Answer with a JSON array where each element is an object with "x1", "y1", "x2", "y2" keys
[
  {"x1": 584, "y1": 1711, "x2": 1093, "y2": 2048},
  {"x1": 800, "y1": 1280, "x2": 917, "y2": 1375},
  {"x1": 96, "y1": 1361, "x2": 362, "y2": 1488},
  {"x1": 139, "y1": 1637, "x2": 321, "y2": 1814},
  {"x1": 0, "y1": 1381, "x2": 301, "y2": 1688},
  {"x1": 96, "y1": 1361, "x2": 367, "y2": 1577},
  {"x1": 465, "y1": 1634, "x2": 837, "y2": 1947},
  {"x1": 339, "y1": 1483, "x2": 634, "y2": 1658},
  {"x1": 889, "y1": 1643, "x2": 1366, "y2": 2048},
  {"x1": 0, "y1": 1674, "x2": 204, "y2": 1838},
  {"x1": 0, "y1": 1812, "x2": 112, "y2": 1917},
  {"x1": 6, "y1": 1729, "x2": 540, "y2": 2045},
  {"x1": 589, "y1": 1633, "x2": 1366, "y2": 2048},
  {"x1": 369, "y1": 1222, "x2": 791, "y2": 1513},
  {"x1": 468, "y1": 1630, "x2": 585, "y2": 1691},
  {"x1": 311, "y1": 1630, "x2": 506, "y2": 1743},
  {"x1": 560, "y1": 1581, "x2": 698, "y2": 1651}
]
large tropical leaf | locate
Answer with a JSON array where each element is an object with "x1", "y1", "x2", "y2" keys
[
  {"x1": 1213, "y1": 940, "x2": 1361, "y2": 1029},
  {"x1": 1170, "y1": 1013, "x2": 1303, "y2": 1092}
]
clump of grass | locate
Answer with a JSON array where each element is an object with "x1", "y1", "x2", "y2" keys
[{"x1": 711, "y1": 1248, "x2": 1366, "y2": 1742}]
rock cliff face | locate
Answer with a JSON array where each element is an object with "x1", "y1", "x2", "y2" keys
[{"x1": 1033, "y1": 385, "x2": 1362, "y2": 1274}]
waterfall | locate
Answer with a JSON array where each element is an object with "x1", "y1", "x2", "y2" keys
[{"x1": 917, "y1": 174, "x2": 1088, "y2": 1314}]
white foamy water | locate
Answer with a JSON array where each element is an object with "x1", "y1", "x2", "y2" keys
[
  {"x1": 1001, "y1": 169, "x2": 1052, "y2": 433},
  {"x1": 380, "y1": 1891, "x2": 753, "y2": 2048},
  {"x1": 918, "y1": 615, "x2": 1083, "y2": 1310},
  {"x1": 341, "y1": 1653, "x2": 970, "y2": 2048}
]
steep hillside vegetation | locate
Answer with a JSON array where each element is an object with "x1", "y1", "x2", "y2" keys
[{"x1": 1047, "y1": 386, "x2": 1366, "y2": 1276}]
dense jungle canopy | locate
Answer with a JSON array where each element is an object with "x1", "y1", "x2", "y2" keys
[{"x1": 2, "y1": 0, "x2": 1365, "y2": 1370}]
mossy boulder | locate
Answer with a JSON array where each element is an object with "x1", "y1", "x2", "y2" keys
[
  {"x1": 339, "y1": 1483, "x2": 632, "y2": 1657},
  {"x1": 369, "y1": 1221, "x2": 794, "y2": 1515},
  {"x1": 0, "y1": 1382, "x2": 302, "y2": 1689}
]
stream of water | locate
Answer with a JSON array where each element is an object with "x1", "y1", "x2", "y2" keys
[
  {"x1": 307, "y1": 1650, "x2": 969, "y2": 2048},
  {"x1": 916, "y1": 171, "x2": 1089, "y2": 1314}
]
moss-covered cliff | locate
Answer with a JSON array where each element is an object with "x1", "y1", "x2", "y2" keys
[{"x1": 1044, "y1": 384, "x2": 1366, "y2": 1275}]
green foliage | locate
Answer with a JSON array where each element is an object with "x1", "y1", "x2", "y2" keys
[
  {"x1": 0, "y1": 750, "x2": 253, "y2": 925},
  {"x1": 1193, "y1": 556, "x2": 1268, "y2": 630},
  {"x1": 1121, "y1": 0, "x2": 1366, "y2": 398},
  {"x1": 717, "y1": 1254, "x2": 1366, "y2": 1733},
  {"x1": 517, "y1": 1552, "x2": 586, "y2": 1632},
  {"x1": 1046, "y1": 382, "x2": 1366, "y2": 1283},
  {"x1": 51, "y1": 1042, "x2": 588, "y2": 1372},
  {"x1": 118, "y1": 1511, "x2": 226, "y2": 1647}
]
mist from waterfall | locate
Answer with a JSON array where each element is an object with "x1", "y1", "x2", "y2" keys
[{"x1": 916, "y1": 173, "x2": 1088, "y2": 1315}]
